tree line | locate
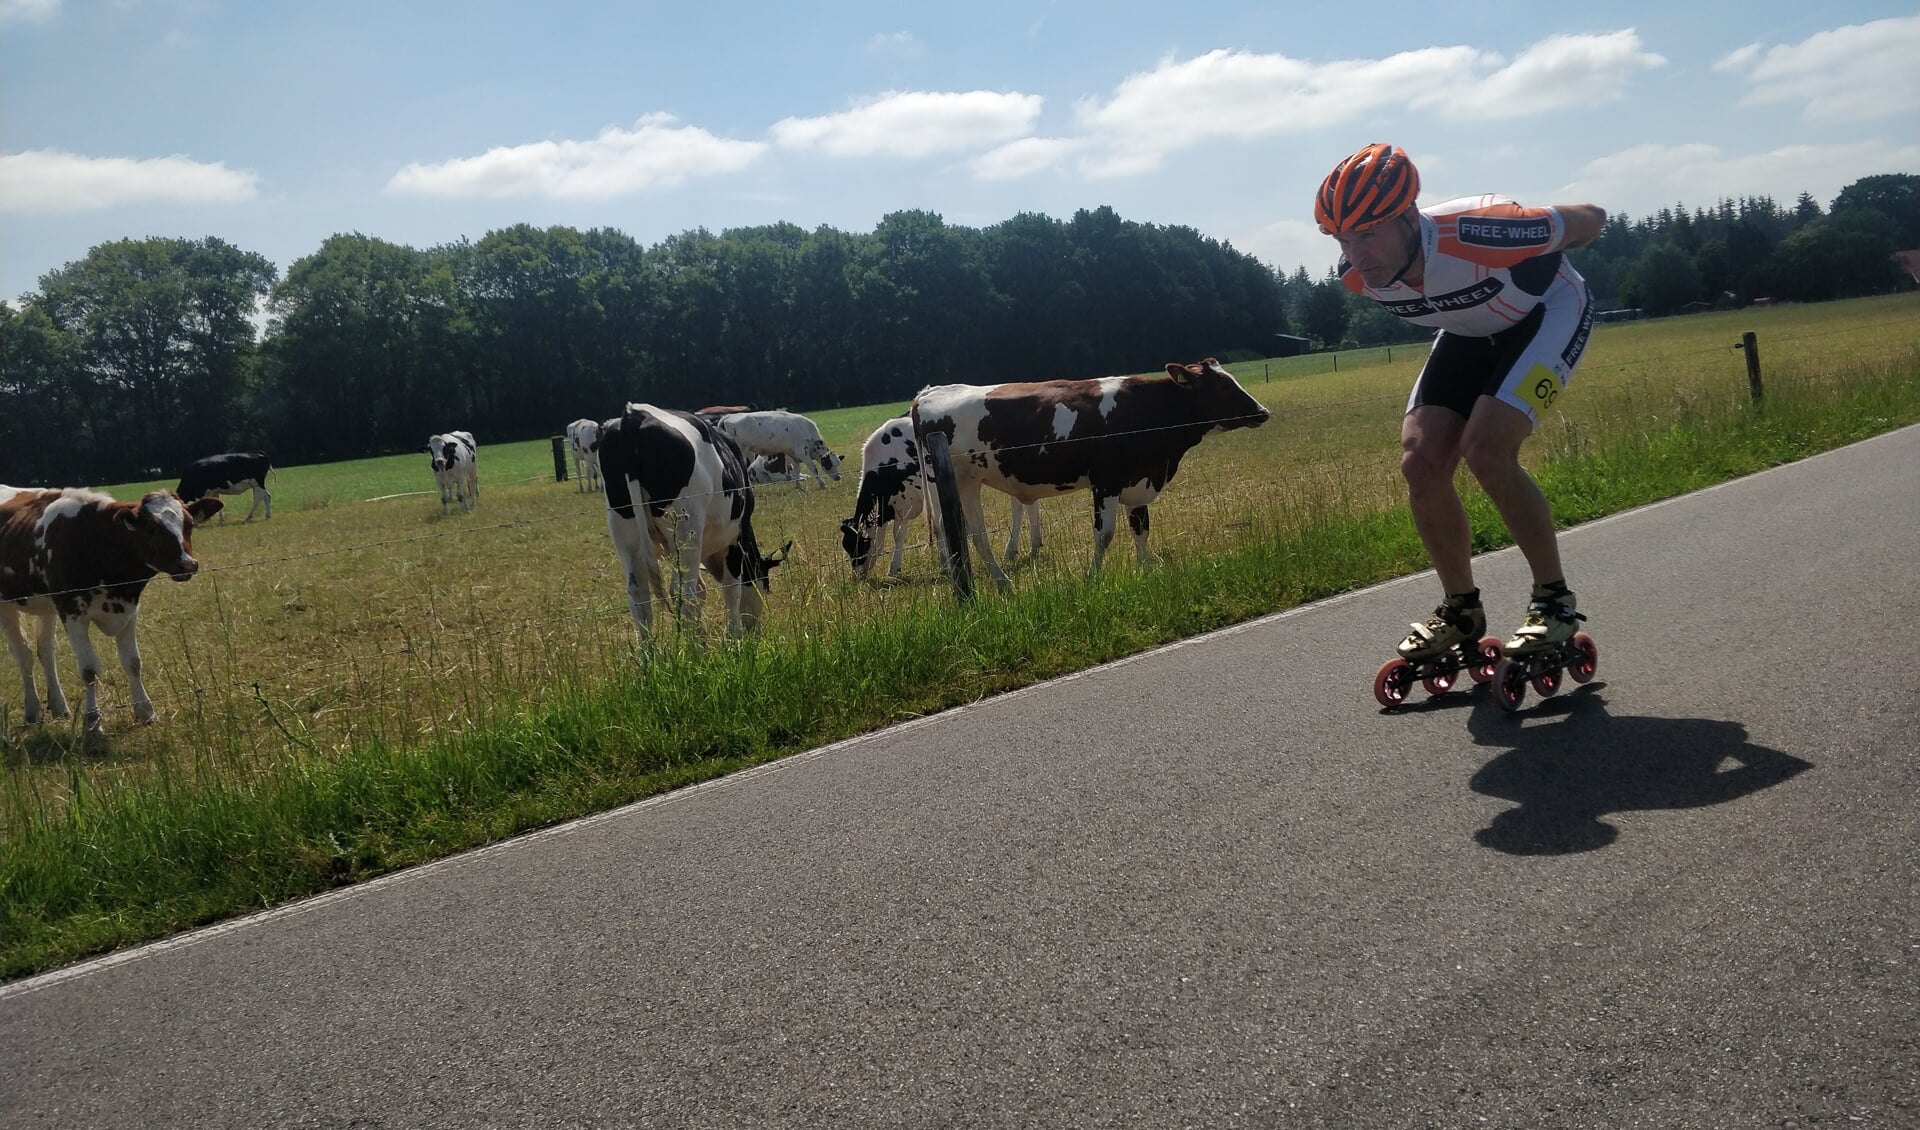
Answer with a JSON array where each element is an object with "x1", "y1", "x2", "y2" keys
[{"x1": 3, "y1": 175, "x2": 1913, "y2": 486}]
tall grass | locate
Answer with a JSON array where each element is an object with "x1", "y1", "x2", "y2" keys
[{"x1": 3, "y1": 294, "x2": 1917, "y2": 977}]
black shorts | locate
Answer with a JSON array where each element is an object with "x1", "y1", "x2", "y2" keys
[{"x1": 1407, "y1": 283, "x2": 1594, "y2": 426}]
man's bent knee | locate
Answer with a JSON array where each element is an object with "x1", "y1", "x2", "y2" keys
[{"x1": 1400, "y1": 441, "x2": 1458, "y2": 489}]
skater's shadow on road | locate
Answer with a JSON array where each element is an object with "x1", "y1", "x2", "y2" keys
[{"x1": 1466, "y1": 688, "x2": 1811, "y2": 855}]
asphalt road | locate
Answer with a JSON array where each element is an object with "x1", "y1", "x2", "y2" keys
[{"x1": 4, "y1": 426, "x2": 1916, "y2": 1129}]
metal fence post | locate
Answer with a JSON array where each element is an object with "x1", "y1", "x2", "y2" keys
[{"x1": 921, "y1": 430, "x2": 972, "y2": 602}]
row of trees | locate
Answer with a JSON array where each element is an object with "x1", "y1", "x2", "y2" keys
[{"x1": 4, "y1": 175, "x2": 1913, "y2": 485}]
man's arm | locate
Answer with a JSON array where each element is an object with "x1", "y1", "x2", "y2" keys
[{"x1": 1555, "y1": 204, "x2": 1608, "y2": 250}]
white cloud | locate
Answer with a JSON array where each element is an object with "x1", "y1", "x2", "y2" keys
[
  {"x1": 0, "y1": 149, "x2": 259, "y2": 214},
  {"x1": 1421, "y1": 31, "x2": 1665, "y2": 118},
  {"x1": 968, "y1": 137, "x2": 1088, "y2": 181},
  {"x1": 385, "y1": 113, "x2": 767, "y2": 200},
  {"x1": 865, "y1": 31, "x2": 922, "y2": 58},
  {"x1": 1560, "y1": 140, "x2": 1920, "y2": 219},
  {"x1": 0, "y1": 0, "x2": 61, "y2": 25},
  {"x1": 1238, "y1": 218, "x2": 1340, "y2": 277},
  {"x1": 1716, "y1": 15, "x2": 1920, "y2": 121},
  {"x1": 770, "y1": 90, "x2": 1042, "y2": 159},
  {"x1": 1713, "y1": 43, "x2": 1761, "y2": 72},
  {"x1": 1068, "y1": 33, "x2": 1663, "y2": 178}
]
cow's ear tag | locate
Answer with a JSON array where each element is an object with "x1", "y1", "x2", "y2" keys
[
  {"x1": 1164, "y1": 363, "x2": 1194, "y2": 386},
  {"x1": 119, "y1": 510, "x2": 140, "y2": 531}
]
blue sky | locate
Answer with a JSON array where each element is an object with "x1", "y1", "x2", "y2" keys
[{"x1": 3, "y1": 1, "x2": 1916, "y2": 307}]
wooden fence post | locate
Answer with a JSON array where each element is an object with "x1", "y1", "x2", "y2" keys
[
  {"x1": 551, "y1": 435, "x2": 569, "y2": 482},
  {"x1": 921, "y1": 430, "x2": 973, "y2": 602},
  {"x1": 1734, "y1": 331, "x2": 1763, "y2": 407}
]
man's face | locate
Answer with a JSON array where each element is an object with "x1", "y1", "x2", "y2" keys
[{"x1": 1332, "y1": 214, "x2": 1417, "y2": 288}]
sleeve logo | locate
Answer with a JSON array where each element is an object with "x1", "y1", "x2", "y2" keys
[{"x1": 1456, "y1": 217, "x2": 1552, "y2": 248}]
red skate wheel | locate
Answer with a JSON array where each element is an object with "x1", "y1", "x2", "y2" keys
[
  {"x1": 1493, "y1": 657, "x2": 1528, "y2": 712},
  {"x1": 1568, "y1": 632, "x2": 1599, "y2": 683},
  {"x1": 1532, "y1": 667, "x2": 1563, "y2": 697},
  {"x1": 1421, "y1": 651, "x2": 1461, "y2": 696},
  {"x1": 1374, "y1": 657, "x2": 1415, "y2": 708},
  {"x1": 1468, "y1": 637, "x2": 1503, "y2": 684}
]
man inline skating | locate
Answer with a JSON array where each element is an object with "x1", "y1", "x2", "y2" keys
[{"x1": 1313, "y1": 143, "x2": 1607, "y2": 695}]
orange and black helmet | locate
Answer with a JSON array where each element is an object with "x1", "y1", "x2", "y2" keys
[{"x1": 1315, "y1": 143, "x2": 1420, "y2": 234}]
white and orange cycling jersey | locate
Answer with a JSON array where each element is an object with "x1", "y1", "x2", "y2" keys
[{"x1": 1340, "y1": 194, "x2": 1595, "y2": 424}]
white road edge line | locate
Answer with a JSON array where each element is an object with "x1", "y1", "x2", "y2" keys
[{"x1": 5, "y1": 423, "x2": 1911, "y2": 1001}]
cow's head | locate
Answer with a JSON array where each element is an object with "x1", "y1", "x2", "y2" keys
[
  {"x1": 123, "y1": 491, "x2": 223, "y2": 581},
  {"x1": 759, "y1": 539, "x2": 792, "y2": 589},
  {"x1": 815, "y1": 446, "x2": 844, "y2": 482},
  {"x1": 1163, "y1": 358, "x2": 1271, "y2": 432},
  {"x1": 839, "y1": 517, "x2": 876, "y2": 578},
  {"x1": 731, "y1": 538, "x2": 792, "y2": 594}
]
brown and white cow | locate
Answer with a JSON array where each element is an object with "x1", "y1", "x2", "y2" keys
[
  {"x1": 910, "y1": 358, "x2": 1269, "y2": 589},
  {"x1": 0, "y1": 486, "x2": 223, "y2": 732},
  {"x1": 596, "y1": 404, "x2": 789, "y2": 641}
]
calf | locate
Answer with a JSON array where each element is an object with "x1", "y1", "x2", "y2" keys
[
  {"x1": 1, "y1": 485, "x2": 223, "y2": 732},
  {"x1": 426, "y1": 431, "x2": 478, "y2": 515},
  {"x1": 596, "y1": 403, "x2": 789, "y2": 640},
  {"x1": 176, "y1": 452, "x2": 273, "y2": 522},
  {"x1": 746, "y1": 453, "x2": 811, "y2": 485},
  {"x1": 839, "y1": 416, "x2": 1040, "y2": 580},
  {"x1": 711, "y1": 410, "x2": 843, "y2": 492},
  {"x1": 566, "y1": 419, "x2": 603, "y2": 493},
  {"x1": 911, "y1": 358, "x2": 1269, "y2": 589}
]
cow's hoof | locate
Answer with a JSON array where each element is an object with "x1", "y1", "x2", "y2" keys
[{"x1": 134, "y1": 705, "x2": 157, "y2": 724}]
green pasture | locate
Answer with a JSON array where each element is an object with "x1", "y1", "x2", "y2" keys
[{"x1": 4, "y1": 293, "x2": 1917, "y2": 978}]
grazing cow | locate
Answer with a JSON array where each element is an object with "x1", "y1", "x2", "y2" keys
[
  {"x1": 0, "y1": 486, "x2": 223, "y2": 732},
  {"x1": 710, "y1": 410, "x2": 843, "y2": 492},
  {"x1": 426, "y1": 431, "x2": 478, "y2": 515},
  {"x1": 566, "y1": 419, "x2": 603, "y2": 493},
  {"x1": 746, "y1": 453, "x2": 811, "y2": 486},
  {"x1": 176, "y1": 452, "x2": 273, "y2": 523},
  {"x1": 596, "y1": 403, "x2": 789, "y2": 640},
  {"x1": 910, "y1": 358, "x2": 1270, "y2": 588},
  {"x1": 838, "y1": 416, "x2": 1041, "y2": 580}
]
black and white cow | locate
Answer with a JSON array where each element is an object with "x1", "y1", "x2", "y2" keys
[
  {"x1": 711, "y1": 410, "x2": 843, "y2": 492},
  {"x1": 596, "y1": 403, "x2": 789, "y2": 640},
  {"x1": 176, "y1": 452, "x2": 272, "y2": 523},
  {"x1": 426, "y1": 431, "x2": 478, "y2": 515},
  {"x1": 565, "y1": 419, "x2": 603, "y2": 493},
  {"x1": 910, "y1": 358, "x2": 1270, "y2": 589},
  {"x1": 1, "y1": 485, "x2": 223, "y2": 732},
  {"x1": 838, "y1": 416, "x2": 1041, "y2": 580},
  {"x1": 746, "y1": 453, "x2": 810, "y2": 486}
]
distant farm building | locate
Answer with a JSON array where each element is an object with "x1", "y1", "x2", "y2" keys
[{"x1": 1271, "y1": 333, "x2": 1312, "y2": 357}]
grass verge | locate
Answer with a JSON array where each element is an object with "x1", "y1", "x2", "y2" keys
[{"x1": 3, "y1": 343, "x2": 1916, "y2": 980}]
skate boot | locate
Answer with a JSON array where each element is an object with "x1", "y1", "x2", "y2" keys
[
  {"x1": 1397, "y1": 600, "x2": 1487, "y2": 662},
  {"x1": 1375, "y1": 595, "x2": 1504, "y2": 708},
  {"x1": 1491, "y1": 588, "x2": 1598, "y2": 712},
  {"x1": 1503, "y1": 589, "x2": 1584, "y2": 657}
]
